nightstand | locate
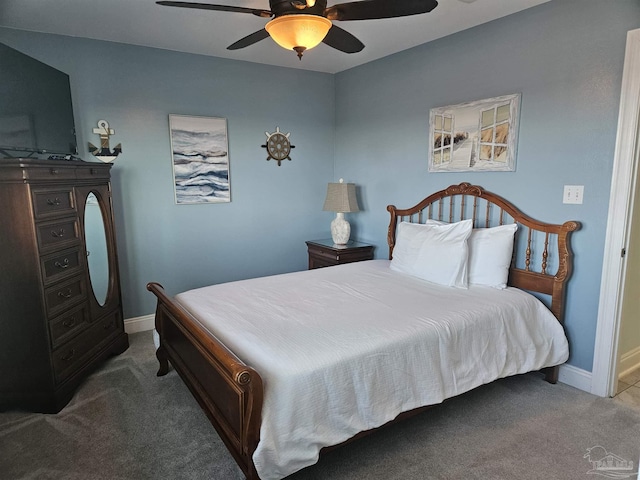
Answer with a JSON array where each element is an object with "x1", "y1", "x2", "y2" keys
[{"x1": 306, "y1": 239, "x2": 374, "y2": 270}]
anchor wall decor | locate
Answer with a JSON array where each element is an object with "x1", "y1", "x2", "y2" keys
[{"x1": 88, "y1": 120, "x2": 122, "y2": 163}]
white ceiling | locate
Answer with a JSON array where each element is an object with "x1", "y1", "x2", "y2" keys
[{"x1": 0, "y1": 0, "x2": 550, "y2": 74}]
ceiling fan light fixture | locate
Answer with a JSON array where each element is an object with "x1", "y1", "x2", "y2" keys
[{"x1": 265, "y1": 14, "x2": 332, "y2": 59}]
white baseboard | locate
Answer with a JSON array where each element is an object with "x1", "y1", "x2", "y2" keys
[
  {"x1": 124, "y1": 314, "x2": 155, "y2": 334},
  {"x1": 558, "y1": 364, "x2": 592, "y2": 393},
  {"x1": 619, "y1": 346, "x2": 640, "y2": 378}
]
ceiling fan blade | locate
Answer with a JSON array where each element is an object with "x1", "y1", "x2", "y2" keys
[
  {"x1": 227, "y1": 29, "x2": 270, "y2": 50},
  {"x1": 156, "y1": 1, "x2": 272, "y2": 18},
  {"x1": 322, "y1": 25, "x2": 364, "y2": 53},
  {"x1": 325, "y1": 0, "x2": 438, "y2": 21}
]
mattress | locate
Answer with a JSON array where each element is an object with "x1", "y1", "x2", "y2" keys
[{"x1": 175, "y1": 260, "x2": 569, "y2": 480}]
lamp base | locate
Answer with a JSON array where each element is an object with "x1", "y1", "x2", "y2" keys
[{"x1": 331, "y1": 212, "x2": 351, "y2": 245}]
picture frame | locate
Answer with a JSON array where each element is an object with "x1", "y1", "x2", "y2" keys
[
  {"x1": 428, "y1": 93, "x2": 521, "y2": 173},
  {"x1": 168, "y1": 114, "x2": 230, "y2": 204}
]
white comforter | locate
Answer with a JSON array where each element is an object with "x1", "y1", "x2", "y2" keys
[{"x1": 175, "y1": 260, "x2": 569, "y2": 480}]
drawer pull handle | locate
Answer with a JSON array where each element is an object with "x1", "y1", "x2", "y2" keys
[
  {"x1": 61, "y1": 349, "x2": 75, "y2": 361},
  {"x1": 51, "y1": 229, "x2": 65, "y2": 238},
  {"x1": 50, "y1": 168, "x2": 59, "y2": 175},
  {"x1": 62, "y1": 317, "x2": 76, "y2": 328},
  {"x1": 54, "y1": 258, "x2": 70, "y2": 269},
  {"x1": 57, "y1": 289, "x2": 73, "y2": 299},
  {"x1": 47, "y1": 198, "x2": 61, "y2": 206}
]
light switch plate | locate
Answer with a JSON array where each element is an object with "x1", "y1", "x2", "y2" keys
[{"x1": 563, "y1": 185, "x2": 584, "y2": 204}]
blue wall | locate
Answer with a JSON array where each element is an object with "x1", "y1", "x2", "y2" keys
[
  {"x1": 1, "y1": 0, "x2": 639, "y2": 372},
  {"x1": 0, "y1": 29, "x2": 335, "y2": 318},
  {"x1": 334, "y1": 0, "x2": 640, "y2": 371}
]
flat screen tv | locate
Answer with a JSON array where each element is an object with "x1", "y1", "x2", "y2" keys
[{"x1": 0, "y1": 42, "x2": 78, "y2": 156}]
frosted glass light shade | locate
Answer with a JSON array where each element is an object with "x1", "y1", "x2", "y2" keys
[{"x1": 265, "y1": 15, "x2": 332, "y2": 52}]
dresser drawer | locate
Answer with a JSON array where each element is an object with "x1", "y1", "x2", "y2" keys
[
  {"x1": 75, "y1": 165, "x2": 111, "y2": 181},
  {"x1": 36, "y1": 217, "x2": 80, "y2": 252},
  {"x1": 49, "y1": 304, "x2": 89, "y2": 349},
  {"x1": 44, "y1": 276, "x2": 87, "y2": 318},
  {"x1": 32, "y1": 188, "x2": 75, "y2": 219},
  {"x1": 90, "y1": 310, "x2": 123, "y2": 345},
  {"x1": 22, "y1": 165, "x2": 77, "y2": 182},
  {"x1": 40, "y1": 247, "x2": 83, "y2": 285},
  {"x1": 53, "y1": 310, "x2": 122, "y2": 383}
]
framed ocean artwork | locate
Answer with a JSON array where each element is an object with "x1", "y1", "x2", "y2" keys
[
  {"x1": 168, "y1": 114, "x2": 230, "y2": 204},
  {"x1": 428, "y1": 93, "x2": 521, "y2": 173}
]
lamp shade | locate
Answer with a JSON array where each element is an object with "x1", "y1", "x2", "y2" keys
[
  {"x1": 265, "y1": 15, "x2": 332, "y2": 52},
  {"x1": 323, "y1": 179, "x2": 360, "y2": 213}
]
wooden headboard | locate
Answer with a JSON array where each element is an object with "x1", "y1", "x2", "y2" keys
[{"x1": 387, "y1": 182, "x2": 580, "y2": 325}]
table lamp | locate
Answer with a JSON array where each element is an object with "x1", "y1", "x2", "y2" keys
[{"x1": 322, "y1": 178, "x2": 360, "y2": 245}]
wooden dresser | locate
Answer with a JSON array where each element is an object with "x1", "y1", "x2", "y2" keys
[{"x1": 0, "y1": 158, "x2": 128, "y2": 413}]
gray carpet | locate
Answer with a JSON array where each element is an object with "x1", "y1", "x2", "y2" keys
[{"x1": 1, "y1": 331, "x2": 639, "y2": 480}]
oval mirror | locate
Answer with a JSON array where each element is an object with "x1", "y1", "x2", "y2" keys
[{"x1": 84, "y1": 192, "x2": 109, "y2": 306}]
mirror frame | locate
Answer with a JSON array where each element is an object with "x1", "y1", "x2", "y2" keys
[{"x1": 76, "y1": 184, "x2": 121, "y2": 321}]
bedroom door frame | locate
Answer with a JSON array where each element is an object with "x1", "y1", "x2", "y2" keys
[{"x1": 592, "y1": 28, "x2": 640, "y2": 398}]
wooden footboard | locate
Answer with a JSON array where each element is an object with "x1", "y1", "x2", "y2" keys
[{"x1": 146, "y1": 282, "x2": 263, "y2": 480}]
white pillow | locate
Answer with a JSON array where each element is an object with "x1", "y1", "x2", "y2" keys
[
  {"x1": 426, "y1": 220, "x2": 517, "y2": 289},
  {"x1": 390, "y1": 220, "x2": 473, "y2": 288},
  {"x1": 467, "y1": 223, "x2": 518, "y2": 289}
]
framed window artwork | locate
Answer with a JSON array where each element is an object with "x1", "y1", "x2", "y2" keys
[
  {"x1": 428, "y1": 93, "x2": 521, "y2": 173},
  {"x1": 168, "y1": 114, "x2": 230, "y2": 204}
]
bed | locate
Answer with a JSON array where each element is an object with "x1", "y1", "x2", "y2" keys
[{"x1": 147, "y1": 182, "x2": 579, "y2": 480}]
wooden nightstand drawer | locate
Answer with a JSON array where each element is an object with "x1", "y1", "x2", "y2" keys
[{"x1": 306, "y1": 239, "x2": 374, "y2": 270}]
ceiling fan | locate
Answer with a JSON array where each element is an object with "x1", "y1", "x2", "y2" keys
[{"x1": 157, "y1": 0, "x2": 439, "y2": 59}]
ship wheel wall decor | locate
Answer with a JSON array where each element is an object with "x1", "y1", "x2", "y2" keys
[{"x1": 262, "y1": 127, "x2": 295, "y2": 166}]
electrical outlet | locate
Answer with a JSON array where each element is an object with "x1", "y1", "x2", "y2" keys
[{"x1": 563, "y1": 185, "x2": 584, "y2": 204}]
